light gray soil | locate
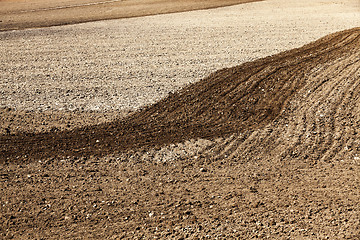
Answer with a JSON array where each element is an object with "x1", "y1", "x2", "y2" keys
[{"x1": 1, "y1": 0, "x2": 359, "y2": 113}]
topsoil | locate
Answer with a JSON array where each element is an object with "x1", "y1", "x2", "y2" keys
[
  {"x1": 1, "y1": 27, "x2": 360, "y2": 238},
  {"x1": 0, "y1": 0, "x2": 261, "y2": 31},
  {"x1": 2, "y1": 28, "x2": 360, "y2": 162},
  {"x1": 1, "y1": 0, "x2": 360, "y2": 239}
]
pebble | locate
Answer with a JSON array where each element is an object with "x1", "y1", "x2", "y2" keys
[{"x1": 200, "y1": 168, "x2": 207, "y2": 172}]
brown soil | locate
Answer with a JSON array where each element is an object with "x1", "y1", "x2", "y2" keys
[
  {"x1": 0, "y1": 108, "x2": 131, "y2": 135},
  {"x1": 1, "y1": 28, "x2": 359, "y2": 163},
  {"x1": 1, "y1": 28, "x2": 360, "y2": 238},
  {"x1": 0, "y1": 0, "x2": 261, "y2": 31}
]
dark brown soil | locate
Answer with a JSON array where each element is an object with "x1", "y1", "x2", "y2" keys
[
  {"x1": 1, "y1": 28, "x2": 359, "y2": 163},
  {"x1": 0, "y1": 108, "x2": 131, "y2": 136},
  {"x1": 1, "y1": 28, "x2": 360, "y2": 239}
]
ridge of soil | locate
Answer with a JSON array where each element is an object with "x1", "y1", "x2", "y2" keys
[
  {"x1": 1, "y1": 28, "x2": 360, "y2": 239},
  {"x1": 1, "y1": 27, "x2": 360, "y2": 164},
  {"x1": 0, "y1": 0, "x2": 261, "y2": 31}
]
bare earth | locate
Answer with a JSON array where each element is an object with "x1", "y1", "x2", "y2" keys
[
  {"x1": 1, "y1": 0, "x2": 360, "y2": 239},
  {"x1": 1, "y1": 0, "x2": 359, "y2": 134},
  {"x1": 0, "y1": 0, "x2": 261, "y2": 31}
]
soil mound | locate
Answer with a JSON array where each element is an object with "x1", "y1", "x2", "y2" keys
[
  {"x1": 1, "y1": 28, "x2": 360, "y2": 239},
  {"x1": 1, "y1": 27, "x2": 359, "y2": 163}
]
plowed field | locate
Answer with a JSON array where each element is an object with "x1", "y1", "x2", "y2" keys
[
  {"x1": 0, "y1": 0, "x2": 260, "y2": 31},
  {"x1": 2, "y1": 28, "x2": 360, "y2": 163},
  {"x1": 1, "y1": 0, "x2": 360, "y2": 239}
]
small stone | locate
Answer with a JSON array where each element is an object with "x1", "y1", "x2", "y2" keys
[{"x1": 199, "y1": 168, "x2": 207, "y2": 172}]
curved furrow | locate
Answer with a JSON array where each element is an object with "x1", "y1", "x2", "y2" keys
[
  {"x1": 240, "y1": 50, "x2": 359, "y2": 165},
  {"x1": 200, "y1": 32, "x2": 360, "y2": 162},
  {"x1": 137, "y1": 29, "x2": 359, "y2": 126},
  {"x1": 317, "y1": 57, "x2": 360, "y2": 162},
  {"x1": 0, "y1": 28, "x2": 359, "y2": 163},
  {"x1": 281, "y1": 53, "x2": 360, "y2": 163},
  {"x1": 307, "y1": 56, "x2": 359, "y2": 161},
  {"x1": 328, "y1": 65, "x2": 360, "y2": 161}
]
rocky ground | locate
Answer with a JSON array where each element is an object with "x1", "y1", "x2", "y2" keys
[{"x1": 1, "y1": 0, "x2": 360, "y2": 239}]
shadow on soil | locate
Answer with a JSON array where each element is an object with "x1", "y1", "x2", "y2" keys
[{"x1": 1, "y1": 28, "x2": 359, "y2": 163}]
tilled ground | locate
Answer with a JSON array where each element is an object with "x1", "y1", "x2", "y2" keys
[
  {"x1": 1, "y1": 0, "x2": 359, "y2": 135},
  {"x1": 0, "y1": 108, "x2": 131, "y2": 135},
  {"x1": 1, "y1": 28, "x2": 360, "y2": 239},
  {"x1": 2, "y1": 28, "x2": 360, "y2": 161},
  {"x1": 1, "y1": 0, "x2": 360, "y2": 239},
  {"x1": 0, "y1": 0, "x2": 261, "y2": 31}
]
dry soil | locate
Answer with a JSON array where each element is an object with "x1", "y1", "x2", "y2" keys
[
  {"x1": 0, "y1": 0, "x2": 261, "y2": 31},
  {"x1": 1, "y1": 0, "x2": 360, "y2": 239},
  {"x1": 1, "y1": 0, "x2": 359, "y2": 134}
]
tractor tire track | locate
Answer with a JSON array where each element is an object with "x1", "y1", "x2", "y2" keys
[{"x1": 1, "y1": 28, "x2": 360, "y2": 163}]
